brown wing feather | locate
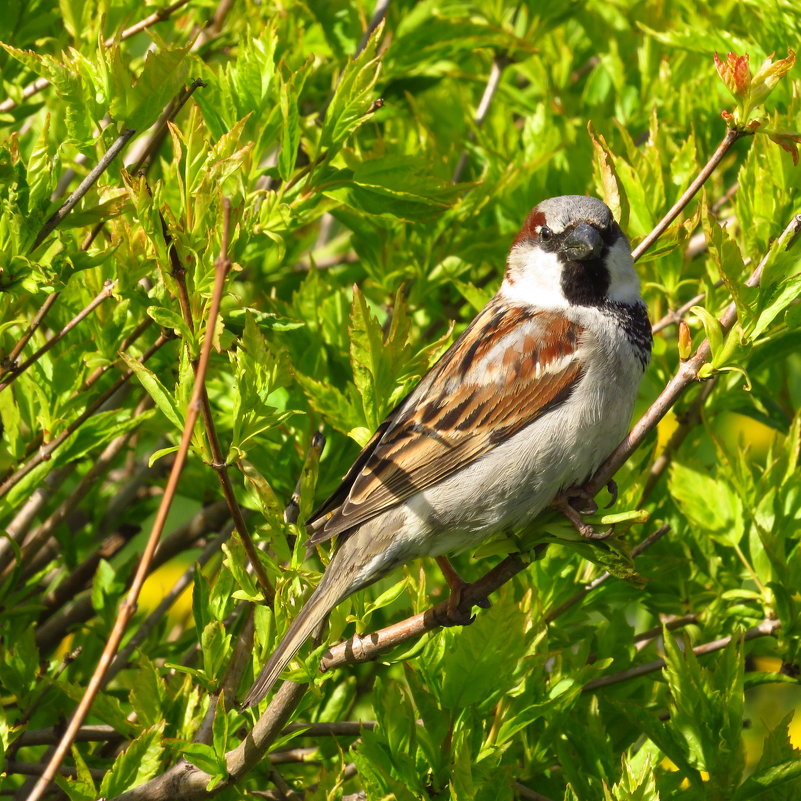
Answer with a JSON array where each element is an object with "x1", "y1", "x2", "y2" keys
[{"x1": 307, "y1": 298, "x2": 585, "y2": 544}]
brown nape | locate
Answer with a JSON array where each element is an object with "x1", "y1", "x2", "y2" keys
[{"x1": 512, "y1": 208, "x2": 546, "y2": 248}]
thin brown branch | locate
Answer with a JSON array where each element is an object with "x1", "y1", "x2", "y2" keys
[
  {"x1": 32, "y1": 129, "x2": 135, "y2": 250},
  {"x1": 106, "y1": 527, "x2": 231, "y2": 685},
  {"x1": 631, "y1": 128, "x2": 748, "y2": 261},
  {"x1": 543, "y1": 525, "x2": 670, "y2": 624},
  {"x1": 124, "y1": 78, "x2": 207, "y2": 175},
  {"x1": 34, "y1": 501, "x2": 229, "y2": 653},
  {"x1": 356, "y1": 0, "x2": 391, "y2": 56},
  {"x1": 16, "y1": 401, "x2": 149, "y2": 568},
  {"x1": 283, "y1": 720, "x2": 375, "y2": 737},
  {"x1": 27, "y1": 206, "x2": 232, "y2": 801},
  {"x1": 582, "y1": 618, "x2": 780, "y2": 692},
  {"x1": 164, "y1": 199, "x2": 275, "y2": 600},
  {"x1": 633, "y1": 614, "x2": 699, "y2": 650},
  {"x1": 109, "y1": 681, "x2": 308, "y2": 801},
  {"x1": 17, "y1": 725, "x2": 121, "y2": 748},
  {"x1": 651, "y1": 287, "x2": 714, "y2": 335},
  {"x1": 5, "y1": 760, "x2": 105, "y2": 780},
  {"x1": 2, "y1": 293, "x2": 59, "y2": 371},
  {"x1": 320, "y1": 554, "x2": 530, "y2": 672},
  {"x1": 0, "y1": 0, "x2": 191, "y2": 114},
  {"x1": 0, "y1": 280, "x2": 117, "y2": 392},
  {"x1": 587, "y1": 211, "x2": 801, "y2": 497},
  {"x1": 512, "y1": 782, "x2": 558, "y2": 801},
  {"x1": 111, "y1": 0, "x2": 192, "y2": 44}
]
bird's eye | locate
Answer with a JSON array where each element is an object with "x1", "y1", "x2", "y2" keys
[{"x1": 539, "y1": 226, "x2": 553, "y2": 241}]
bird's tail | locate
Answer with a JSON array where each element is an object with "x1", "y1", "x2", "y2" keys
[{"x1": 241, "y1": 565, "x2": 350, "y2": 708}]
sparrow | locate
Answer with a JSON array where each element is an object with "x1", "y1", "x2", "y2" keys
[{"x1": 243, "y1": 195, "x2": 651, "y2": 707}]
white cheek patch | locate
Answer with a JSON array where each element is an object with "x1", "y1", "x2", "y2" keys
[
  {"x1": 605, "y1": 238, "x2": 641, "y2": 303},
  {"x1": 502, "y1": 245, "x2": 569, "y2": 308}
]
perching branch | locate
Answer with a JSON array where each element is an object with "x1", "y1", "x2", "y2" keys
[
  {"x1": 320, "y1": 525, "x2": 669, "y2": 672},
  {"x1": 26, "y1": 199, "x2": 235, "y2": 801}
]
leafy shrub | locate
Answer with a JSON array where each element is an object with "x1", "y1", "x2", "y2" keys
[{"x1": 0, "y1": 2, "x2": 800, "y2": 800}]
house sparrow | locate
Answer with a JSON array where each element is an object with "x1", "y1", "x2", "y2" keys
[{"x1": 243, "y1": 195, "x2": 651, "y2": 707}]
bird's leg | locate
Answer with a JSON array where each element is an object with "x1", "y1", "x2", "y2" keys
[
  {"x1": 551, "y1": 487, "x2": 612, "y2": 540},
  {"x1": 435, "y1": 556, "x2": 490, "y2": 626}
]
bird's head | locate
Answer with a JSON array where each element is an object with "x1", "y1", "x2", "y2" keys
[{"x1": 503, "y1": 195, "x2": 641, "y2": 308}]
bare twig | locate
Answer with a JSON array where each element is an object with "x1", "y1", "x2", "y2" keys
[
  {"x1": 34, "y1": 501, "x2": 229, "y2": 653},
  {"x1": 512, "y1": 782, "x2": 558, "y2": 801},
  {"x1": 2, "y1": 293, "x2": 59, "y2": 372},
  {"x1": 5, "y1": 761, "x2": 105, "y2": 780},
  {"x1": 631, "y1": 129, "x2": 747, "y2": 261},
  {"x1": 27, "y1": 202, "x2": 233, "y2": 801},
  {"x1": 582, "y1": 618, "x2": 780, "y2": 692},
  {"x1": 355, "y1": 0, "x2": 391, "y2": 56},
  {"x1": 0, "y1": 0, "x2": 191, "y2": 114},
  {"x1": 106, "y1": 527, "x2": 231, "y2": 685},
  {"x1": 639, "y1": 379, "x2": 716, "y2": 502},
  {"x1": 283, "y1": 720, "x2": 376, "y2": 737},
  {"x1": 31, "y1": 129, "x2": 135, "y2": 250},
  {"x1": 543, "y1": 525, "x2": 670, "y2": 624},
  {"x1": 123, "y1": 78, "x2": 207, "y2": 175},
  {"x1": 632, "y1": 614, "x2": 699, "y2": 651},
  {"x1": 651, "y1": 285, "x2": 717, "y2": 335},
  {"x1": 0, "y1": 280, "x2": 118, "y2": 391},
  {"x1": 163, "y1": 200, "x2": 275, "y2": 599},
  {"x1": 17, "y1": 725, "x2": 121, "y2": 748}
]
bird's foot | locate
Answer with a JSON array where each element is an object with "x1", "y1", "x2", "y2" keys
[
  {"x1": 605, "y1": 479, "x2": 619, "y2": 508},
  {"x1": 551, "y1": 493, "x2": 613, "y2": 541},
  {"x1": 435, "y1": 556, "x2": 490, "y2": 626},
  {"x1": 555, "y1": 485, "x2": 598, "y2": 514}
]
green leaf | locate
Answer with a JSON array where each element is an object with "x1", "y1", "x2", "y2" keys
[
  {"x1": 319, "y1": 21, "x2": 382, "y2": 154},
  {"x1": 662, "y1": 629, "x2": 745, "y2": 793},
  {"x1": 111, "y1": 41, "x2": 192, "y2": 132},
  {"x1": 121, "y1": 353, "x2": 184, "y2": 431},
  {"x1": 147, "y1": 305, "x2": 194, "y2": 343},
  {"x1": 278, "y1": 69, "x2": 301, "y2": 181},
  {"x1": 668, "y1": 461, "x2": 745, "y2": 546},
  {"x1": 99, "y1": 724, "x2": 165, "y2": 798},
  {"x1": 182, "y1": 742, "x2": 226, "y2": 786}
]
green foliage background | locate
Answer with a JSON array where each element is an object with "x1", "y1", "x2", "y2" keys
[{"x1": 1, "y1": 0, "x2": 800, "y2": 799}]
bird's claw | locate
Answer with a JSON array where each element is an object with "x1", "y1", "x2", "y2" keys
[
  {"x1": 434, "y1": 555, "x2": 491, "y2": 625},
  {"x1": 605, "y1": 479, "x2": 619, "y2": 509},
  {"x1": 555, "y1": 485, "x2": 598, "y2": 514},
  {"x1": 552, "y1": 494, "x2": 613, "y2": 540}
]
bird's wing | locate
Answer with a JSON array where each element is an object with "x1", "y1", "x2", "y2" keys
[{"x1": 306, "y1": 298, "x2": 586, "y2": 544}]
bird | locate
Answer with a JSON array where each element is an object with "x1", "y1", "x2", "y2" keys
[{"x1": 242, "y1": 195, "x2": 651, "y2": 708}]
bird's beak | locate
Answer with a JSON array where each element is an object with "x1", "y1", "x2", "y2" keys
[{"x1": 561, "y1": 223, "x2": 603, "y2": 261}]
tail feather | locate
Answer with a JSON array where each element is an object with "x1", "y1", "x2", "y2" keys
[{"x1": 241, "y1": 570, "x2": 347, "y2": 708}]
